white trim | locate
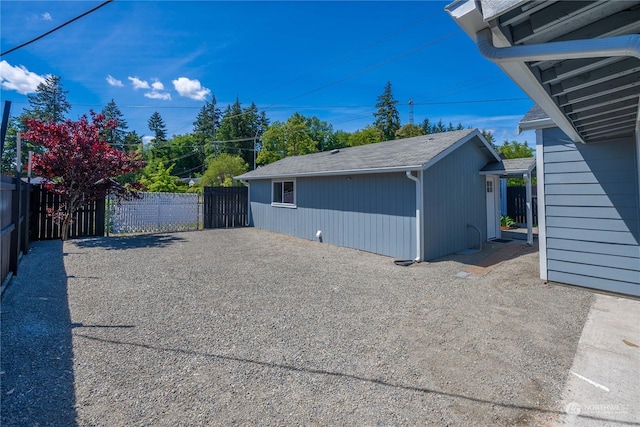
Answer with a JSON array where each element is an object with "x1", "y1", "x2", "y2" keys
[
  {"x1": 424, "y1": 129, "x2": 501, "y2": 171},
  {"x1": 524, "y1": 172, "x2": 533, "y2": 246},
  {"x1": 271, "y1": 178, "x2": 297, "y2": 208},
  {"x1": 485, "y1": 175, "x2": 500, "y2": 241},
  {"x1": 240, "y1": 165, "x2": 423, "y2": 181},
  {"x1": 518, "y1": 117, "x2": 556, "y2": 133},
  {"x1": 535, "y1": 129, "x2": 548, "y2": 281},
  {"x1": 405, "y1": 170, "x2": 424, "y2": 262}
]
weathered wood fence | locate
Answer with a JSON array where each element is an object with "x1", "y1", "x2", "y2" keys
[{"x1": 203, "y1": 186, "x2": 248, "y2": 229}]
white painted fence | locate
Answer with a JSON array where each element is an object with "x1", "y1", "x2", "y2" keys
[{"x1": 107, "y1": 192, "x2": 201, "y2": 235}]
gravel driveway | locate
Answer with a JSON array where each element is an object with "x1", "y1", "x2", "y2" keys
[{"x1": 1, "y1": 228, "x2": 594, "y2": 426}]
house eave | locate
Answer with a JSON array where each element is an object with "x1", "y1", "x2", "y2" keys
[
  {"x1": 518, "y1": 118, "x2": 556, "y2": 133},
  {"x1": 235, "y1": 165, "x2": 424, "y2": 181}
]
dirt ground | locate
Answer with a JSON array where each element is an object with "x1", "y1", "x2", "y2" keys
[{"x1": 1, "y1": 228, "x2": 594, "y2": 426}]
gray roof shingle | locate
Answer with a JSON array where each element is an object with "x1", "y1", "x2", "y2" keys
[
  {"x1": 481, "y1": 157, "x2": 536, "y2": 175},
  {"x1": 237, "y1": 129, "x2": 495, "y2": 180}
]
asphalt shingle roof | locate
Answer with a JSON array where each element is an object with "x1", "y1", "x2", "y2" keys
[
  {"x1": 521, "y1": 105, "x2": 549, "y2": 123},
  {"x1": 481, "y1": 157, "x2": 536, "y2": 175},
  {"x1": 236, "y1": 129, "x2": 489, "y2": 180}
]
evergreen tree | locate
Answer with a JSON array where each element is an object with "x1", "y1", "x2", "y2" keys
[
  {"x1": 193, "y1": 97, "x2": 221, "y2": 161},
  {"x1": 217, "y1": 98, "x2": 269, "y2": 168},
  {"x1": 148, "y1": 111, "x2": 168, "y2": 143},
  {"x1": 123, "y1": 130, "x2": 143, "y2": 155},
  {"x1": 100, "y1": 99, "x2": 128, "y2": 150},
  {"x1": 24, "y1": 75, "x2": 71, "y2": 123},
  {"x1": 373, "y1": 81, "x2": 400, "y2": 141},
  {"x1": 147, "y1": 111, "x2": 169, "y2": 161}
]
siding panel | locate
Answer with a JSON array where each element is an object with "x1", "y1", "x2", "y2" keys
[
  {"x1": 547, "y1": 248, "x2": 639, "y2": 271},
  {"x1": 249, "y1": 173, "x2": 415, "y2": 260},
  {"x1": 542, "y1": 127, "x2": 639, "y2": 296},
  {"x1": 548, "y1": 260, "x2": 639, "y2": 284},
  {"x1": 547, "y1": 237, "x2": 640, "y2": 258},
  {"x1": 423, "y1": 137, "x2": 490, "y2": 260}
]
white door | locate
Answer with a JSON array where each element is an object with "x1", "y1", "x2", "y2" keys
[{"x1": 486, "y1": 176, "x2": 498, "y2": 240}]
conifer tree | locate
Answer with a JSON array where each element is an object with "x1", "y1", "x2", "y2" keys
[{"x1": 373, "y1": 81, "x2": 400, "y2": 141}]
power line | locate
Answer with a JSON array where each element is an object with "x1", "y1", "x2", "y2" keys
[{"x1": 1, "y1": 0, "x2": 114, "y2": 57}]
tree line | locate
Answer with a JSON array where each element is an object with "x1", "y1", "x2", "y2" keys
[{"x1": 1, "y1": 76, "x2": 532, "y2": 193}]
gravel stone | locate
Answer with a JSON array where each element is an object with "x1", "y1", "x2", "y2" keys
[{"x1": 1, "y1": 228, "x2": 593, "y2": 426}]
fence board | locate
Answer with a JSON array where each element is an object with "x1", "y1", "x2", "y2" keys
[
  {"x1": 506, "y1": 186, "x2": 538, "y2": 226},
  {"x1": 29, "y1": 186, "x2": 105, "y2": 240},
  {"x1": 203, "y1": 186, "x2": 248, "y2": 229}
]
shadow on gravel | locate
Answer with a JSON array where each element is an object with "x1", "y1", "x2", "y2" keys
[
  {"x1": 433, "y1": 240, "x2": 538, "y2": 270},
  {"x1": 72, "y1": 233, "x2": 185, "y2": 250},
  {"x1": 1, "y1": 240, "x2": 78, "y2": 427},
  {"x1": 74, "y1": 333, "x2": 633, "y2": 426}
]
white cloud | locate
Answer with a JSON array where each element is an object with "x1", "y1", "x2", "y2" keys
[
  {"x1": 106, "y1": 75, "x2": 123, "y2": 87},
  {"x1": 129, "y1": 76, "x2": 170, "y2": 100},
  {"x1": 144, "y1": 91, "x2": 171, "y2": 101},
  {"x1": 172, "y1": 77, "x2": 211, "y2": 101},
  {"x1": 41, "y1": 12, "x2": 52, "y2": 21},
  {"x1": 0, "y1": 60, "x2": 46, "y2": 95},
  {"x1": 151, "y1": 80, "x2": 164, "y2": 91},
  {"x1": 128, "y1": 76, "x2": 150, "y2": 90}
]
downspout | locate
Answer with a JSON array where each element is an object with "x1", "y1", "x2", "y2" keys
[
  {"x1": 476, "y1": 28, "x2": 640, "y2": 62},
  {"x1": 405, "y1": 170, "x2": 423, "y2": 262}
]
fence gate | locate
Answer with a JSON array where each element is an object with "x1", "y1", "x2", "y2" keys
[
  {"x1": 203, "y1": 186, "x2": 248, "y2": 229},
  {"x1": 506, "y1": 186, "x2": 538, "y2": 226},
  {"x1": 107, "y1": 192, "x2": 201, "y2": 235}
]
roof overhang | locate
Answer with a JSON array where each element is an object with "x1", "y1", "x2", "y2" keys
[{"x1": 446, "y1": 0, "x2": 640, "y2": 144}]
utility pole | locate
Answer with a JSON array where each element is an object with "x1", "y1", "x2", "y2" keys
[{"x1": 408, "y1": 99, "x2": 414, "y2": 125}]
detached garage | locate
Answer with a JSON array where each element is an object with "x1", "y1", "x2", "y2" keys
[{"x1": 236, "y1": 129, "x2": 501, "y2": 261}]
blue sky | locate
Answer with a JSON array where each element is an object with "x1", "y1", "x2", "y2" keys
[{"x1": 1, "y1": 1, "x2": 536, "y2": 146}]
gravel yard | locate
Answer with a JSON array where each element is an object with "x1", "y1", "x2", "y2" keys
[{"x1": 1, "y1": 228, "x2": 594, "y2": 426}]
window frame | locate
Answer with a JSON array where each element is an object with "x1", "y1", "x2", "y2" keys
[{"x1": 271, "y1": 179, "x2": 297, "y2": 208}]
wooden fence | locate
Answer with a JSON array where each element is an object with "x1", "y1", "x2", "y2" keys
[
  {"x1": 506, "y1": 185, "x2": 538, "y2": 226},
  {"x1": 203, "y1": 186, "x2": 248, "y2": 229},
  {"x1": 30, "y1": 186, "x2": 105, "y2": 240},
  {"x1": 1, "y1": 175, "x2": 30, "y2": 288}
]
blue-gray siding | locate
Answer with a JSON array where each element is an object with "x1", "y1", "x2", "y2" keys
[
  {"x1": 249, "y1": 172, "x2": 417, "y2": 259},
  {"x1": 542, "y1": 127, "x2": 640, "y2": 296},
  {"x1": 423, "y1": 138, "x2": 489, "y2": 259}
]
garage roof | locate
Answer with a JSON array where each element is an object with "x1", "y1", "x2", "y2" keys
[
  {"x1": 446, "y1": 0, "x2": 640, "y2": 144},
  {"x1": 236, "y1": 129, "x2": 499, "y2": 180}
]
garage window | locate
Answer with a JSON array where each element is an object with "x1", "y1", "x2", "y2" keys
[{"x1": 272, "y1": 180, "x2": 296, "y2": 207}]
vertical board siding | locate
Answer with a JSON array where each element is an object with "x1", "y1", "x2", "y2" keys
[
  {"x1": 250, "y1": 173, "x2": 416, "y2": 260},
  {"x1": 422, "y1": 139, "x2": 490, "y2": 260},
  {"x1": 542, "y1": 127, "x2": 639, "y2": 296}
]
